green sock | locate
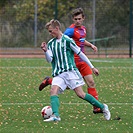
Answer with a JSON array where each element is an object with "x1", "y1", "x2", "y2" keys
[
  {"x1": 84, "y1": 93, "x2": 104, "y2": 110},
  {"x1": 50, "y1": 95, "x2": 60, "y2": 117}
]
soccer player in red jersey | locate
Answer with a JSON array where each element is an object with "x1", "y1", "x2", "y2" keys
[{"x1": 39, "y1": 8, "x2": 102, "y2": 114}]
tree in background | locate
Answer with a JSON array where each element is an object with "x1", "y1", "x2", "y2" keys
[{"x1": 0, "y1": 0, "x2": 130, "y2": 47}]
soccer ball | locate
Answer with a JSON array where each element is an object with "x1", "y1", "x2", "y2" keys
[{"x1": 41, "y1": 106, "x2": 53, "y2": 119}]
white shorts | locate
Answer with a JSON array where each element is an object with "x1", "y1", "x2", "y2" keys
[{"x1": 52, "y1": 70, "x2": 85, "y2": 93}]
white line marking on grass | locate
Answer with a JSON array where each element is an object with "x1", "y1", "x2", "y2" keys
[
  {"x1": 90, "y1": 59, "x2": 113, "y2": 62},
  {"x1": 0, "y1": 66, "x2": 132, "y2": 69},
  {"x1": 98, "y1": 67, "x2": 132, "y2": 69},
  {"x1": 90, "y1": 59, "x2": 132, "y2": 63},
  {"x1": 0, "y1": 58, "x2": 45, "y2": 60},
  {"x1": 0, "y1": 66, "x2": 51, "y2": 69},
  {"x1": 1, "y1": 102, "x2": 132, "y2": 106}
]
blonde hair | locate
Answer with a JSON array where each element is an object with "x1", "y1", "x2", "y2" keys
[{"x1": 45, "y1": 19, "x2": 61, "y2": 29}]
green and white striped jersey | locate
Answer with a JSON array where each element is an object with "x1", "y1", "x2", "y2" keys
[{"x1": 47, "y1": 34, "x2": 81, "y2": 77}]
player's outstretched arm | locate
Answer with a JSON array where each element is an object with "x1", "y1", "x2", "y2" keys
[
  {"x1": 70, "y1": 41, "x2": 99, "y2": 76},
  {"x1": 84, "y1": 40, "x2": 98, "y2": 52},
  {"x1": 78, "y1": 51, "x2": 99, "y2": 76}
]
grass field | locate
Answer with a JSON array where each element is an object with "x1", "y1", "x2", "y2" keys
[{"x1": 0, "y1": 58, "x2": 132, "y2": 133}]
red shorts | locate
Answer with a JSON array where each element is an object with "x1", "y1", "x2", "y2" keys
[{"x1": 76, "y1": 61, "x2": 92, "y2": 77}]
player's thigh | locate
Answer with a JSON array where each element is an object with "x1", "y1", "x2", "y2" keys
[
  {"x1": 64, "y1": 70, "x2": 85, "y2": 89},
  {"x1": 84, "y1": 74, "x2": 95, "y2": 87},
  {"x1": 84, "y1": 74, "x2": 94, "y2": 82},
  {"x1": 52, "y1": 76, "x2": 67, "y2": 92}
]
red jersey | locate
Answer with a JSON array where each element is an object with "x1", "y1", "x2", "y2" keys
[{"x1": 64, "y1": 24, "x2": 86, "y2": 63}]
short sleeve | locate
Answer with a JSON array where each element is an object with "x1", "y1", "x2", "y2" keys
[{"x1": 64, "y1": 28, "x2": 74, "y2": 38}]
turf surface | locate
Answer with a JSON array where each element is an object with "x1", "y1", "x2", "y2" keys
[{"x1": 0, "y1": 58, "x2": 132, "y2": 133}]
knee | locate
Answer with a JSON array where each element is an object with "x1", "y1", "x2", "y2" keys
[
  {"x1": 50, "y1": 88, "x2": 54, "y2": 95},
  {"x1": 76, "y1": 92, "x2": 85, "y2": 99},
  {"x1": 50, "y1": 87, "x2": 58, "y2": 95},
  {"x1": 87, "y1": 80, "x2": 95, "y2": 87}
]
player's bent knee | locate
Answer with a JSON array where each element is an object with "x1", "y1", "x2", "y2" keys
[
  {"x1": 50, "y1": 88, "x2": 59, "y2": 95},
  {"x1": 88, "y1": 81, "x2": 95, "y2": 87},
  {"x1": 76, "y1": 92, "x2": 85, "y2": 99}
]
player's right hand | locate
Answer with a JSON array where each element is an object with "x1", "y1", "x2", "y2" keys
[{"x1": 41, "y1": 42, "x2": 47, "y2": 52}]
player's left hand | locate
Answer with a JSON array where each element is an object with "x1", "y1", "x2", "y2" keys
[
  {"x1": 91, "y1": 45, "x2": 98, "y2": 52},
  {"x1": 92, "y1": 67, "x2": 99, "y2": 76}
]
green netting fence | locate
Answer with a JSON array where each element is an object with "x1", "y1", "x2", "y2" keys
[{"x1": 0, "y1": 0, "x2": 132, "y2": 58}]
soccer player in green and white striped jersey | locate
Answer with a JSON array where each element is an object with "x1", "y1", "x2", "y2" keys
[
  {"x1": 41, "y1": 19, "x2": 111, "y2": 122},
  {"x1": 47, "y1": 34, "x2": 87, "y2": 77}
]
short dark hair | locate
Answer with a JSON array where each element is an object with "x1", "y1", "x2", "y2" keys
[{"x1": 71, "y1": 8, "x2": 85, "y2": 18}]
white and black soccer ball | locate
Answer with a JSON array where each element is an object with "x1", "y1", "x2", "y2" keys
[{"x1": 41, "y1": 106, "x2": 53, "y2": 119}]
